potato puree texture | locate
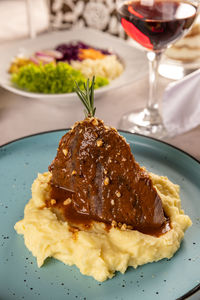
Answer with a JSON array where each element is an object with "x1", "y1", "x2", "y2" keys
[{"x1": 14, "y1": 171, "x2": 192, "y2": 282}]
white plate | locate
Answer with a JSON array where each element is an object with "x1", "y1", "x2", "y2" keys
[
  {"x1": 159, "y1": 54, "x2": 200, "y2": 80},
  {"x1": 0, "y1": 28, "x2": 147, "y2": 102}
]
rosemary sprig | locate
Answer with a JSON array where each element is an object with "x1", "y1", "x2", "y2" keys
[{"x1": 74, "y1": 76, "x2": 96, "y2": 118}]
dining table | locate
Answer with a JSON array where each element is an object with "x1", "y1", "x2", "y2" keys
[
  {"x1": 0, "y1": 42, "x2": 200, "y2": 300},
  {"x1": 0, "y1": 72, "x2": 200, "y2": 161}
]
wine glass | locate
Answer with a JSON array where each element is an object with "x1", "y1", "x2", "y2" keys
[{"x1": 117, "y1": 0, "x2": 199, "y2": 138}]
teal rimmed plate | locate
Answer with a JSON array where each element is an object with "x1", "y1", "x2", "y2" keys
[{"x1": 0, "y1": 130, "x2": 200, "y2": 300}]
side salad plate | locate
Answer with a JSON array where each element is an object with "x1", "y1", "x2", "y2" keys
[{"x1": 0, "y1": 28, "x2": 147, "y2": 100}]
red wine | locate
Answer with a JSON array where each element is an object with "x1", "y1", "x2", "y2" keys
[{"x1": 118, "y1": 0, "x2": 197, "y2": 51}]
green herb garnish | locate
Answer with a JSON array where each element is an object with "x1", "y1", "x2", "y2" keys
[{"x1": 74, "y1": 76, "x2": 96, "y2": 118}]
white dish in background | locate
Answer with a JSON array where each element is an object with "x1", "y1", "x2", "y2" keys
[
  {"x1": 0, "y1": 28, "x2": 147, "y2": 103},
  {"x1": 159, "y1": 55, "x2": 200, "y2": 80},
  {"x1": 128, "y1": 38, "x2": 200, "y2": 80}
]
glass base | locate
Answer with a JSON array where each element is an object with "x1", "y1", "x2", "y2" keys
[{"x1": 118, "y1": 107, "x2": 168, "y2": 139}]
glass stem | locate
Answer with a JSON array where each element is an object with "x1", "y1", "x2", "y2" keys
[{"x1": 146, "y1": 51, "x2": 162, "y2": 112}]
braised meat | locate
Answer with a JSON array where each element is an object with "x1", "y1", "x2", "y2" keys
[{"x1": 48, "y1": 118, "x2": 167, "y2": 234}]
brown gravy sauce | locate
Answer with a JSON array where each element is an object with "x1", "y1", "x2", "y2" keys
[{"x1": 47, "y1": 184, "x2": 171, "y2": 237}]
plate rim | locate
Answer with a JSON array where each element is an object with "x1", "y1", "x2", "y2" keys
[
  {"x1": 176, "y1": 283, "x2": 200, "y2": 300},
  {"x1": 0, "y1": 128, "x2": 200, "y2": 300}
]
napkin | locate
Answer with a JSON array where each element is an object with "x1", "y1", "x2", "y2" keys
[{"x1": 162, "y1": 68, "x2": 200, "y2": 136}]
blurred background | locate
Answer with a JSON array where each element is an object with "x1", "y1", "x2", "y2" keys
[
  {"x1": 1, "y1": 0, "x2": 200, "y2": 75},
  {"x1": 0, "y1": 0, "x2": 124, "y2": 43}
]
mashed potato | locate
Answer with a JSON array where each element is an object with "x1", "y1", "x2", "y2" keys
[
  {"x1": 71, "y1": 55, "x2": 124, "y2": 81},
  {"x1": 15, "y1": 171, "x2": 191, "y2": 282}
]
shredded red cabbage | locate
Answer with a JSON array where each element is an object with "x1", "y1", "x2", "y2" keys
[{"x1": 55, "y1": 41, "x2": 111, "y2": 62}]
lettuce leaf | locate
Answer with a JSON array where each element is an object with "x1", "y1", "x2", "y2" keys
[{"x1": 11, "y1": 62, "x2": 109, "y2": 94}]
